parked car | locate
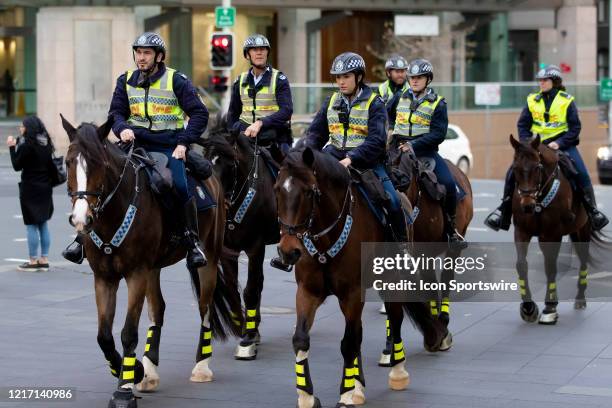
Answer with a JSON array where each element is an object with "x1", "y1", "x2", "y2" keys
[
  {"x1": 597, "y1": 145, "x2": 612, "y2": 185},
  {"x1": 292, "y1": 119, "x2": 473, "y2": 175}
]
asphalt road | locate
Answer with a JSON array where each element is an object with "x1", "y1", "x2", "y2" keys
[{"x1": 1, "y1": 151, "x2": 612, "y2": 408}]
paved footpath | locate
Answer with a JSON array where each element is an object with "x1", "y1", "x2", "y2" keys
[{"x1": 1, "y1": 151, "x2": 612, "y2": 408}]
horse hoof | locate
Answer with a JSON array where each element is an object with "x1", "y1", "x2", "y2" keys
[
  {"x1": 574, "y1": 299, "x2": 587, "y2": 310},
  {"x1": 520, "y1": 302, "x2": 539, "y2": 323},
  {"x1": 190, "y1": 360, "x2": 213, "y2": 383},
  {"x1": 136, "y1": 356, "x2": 159, "y2": 392},
  {"x1": 334, "y1": 403, "x2": 355, "y2": 408},
  {"x1": 378, "y1": 351, "x2": 391, "y2": 367},
  {"x1": 538, "y1": 311, "x2": 558, "y2": 325},
  {"x1": 352, "y1": 380, "x2": 366, "y2": 405},
  {"x1": 234, "y1": 342, "x2": 258, "y2": 360},
  {"x1": 108, "y1": 389, "x2": 137, "y2": 408},
  {"x1": 388, "y1": 372, "x2": 410, "y2": 391},
  {"x1": 439, "y1": 332, "x2": 453, "y2": 352},
  {"x1": 296, "y1": 395, "x2": 321, "y2": 408}
]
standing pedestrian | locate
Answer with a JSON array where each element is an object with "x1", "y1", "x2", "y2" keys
[{"x1": 6, "y1": 116, "x2": 55, "y2": 271}]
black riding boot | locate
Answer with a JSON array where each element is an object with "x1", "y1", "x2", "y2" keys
[
  {"x1": 183, "y1": 197, "x2": 207, "y2": 269},
  {"x1": 484, "y1": 174, "x2": 515, "y2": 231},
  {"x1": 444, "y1": 199, "x2": 468, "y2": 250},
  {"x1": 62, "y1": 234, "x2": 85, "y2": 264},
  {"x1": 388, "y1": 207, "x2": 409, "y2": 244},
  {"x1": 581, "y1": 186, "x2": 609, "y2": 231}
]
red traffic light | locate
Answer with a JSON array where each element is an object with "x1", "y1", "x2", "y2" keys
[
  {"x1": 212, "y1": 35, "x2": 230, "y2": 48},
  {"x1": 210, "y1": 32, "x2": 234, "y2": 69}
]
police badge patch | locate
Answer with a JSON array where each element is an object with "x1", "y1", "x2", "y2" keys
[
  {"x1": 411, "y1": 65, "x2": 420, "y2": 74},
  {"x1": 138, "y1": 35, "x2": 147, "y2": 45},
  {"x1": 335, "y1": 60, "x2": 344, "y2": 71}
]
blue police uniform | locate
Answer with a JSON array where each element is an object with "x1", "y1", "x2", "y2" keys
[{"x1": 109, "y1": 63, "x2": 209, "y2": 204}]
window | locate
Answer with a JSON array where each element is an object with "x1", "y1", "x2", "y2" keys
[{"x1": 446, "y1": 128, "x2": 459, "y2": 140}]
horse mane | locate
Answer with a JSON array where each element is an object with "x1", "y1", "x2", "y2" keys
[
  {"x1": 284, "y1": 148, "x2": 350, "y2": 189},
  {"x1": 72, "y1": 123, "x2": 106, "y2": 172}
]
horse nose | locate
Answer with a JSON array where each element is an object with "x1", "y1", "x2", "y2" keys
[
  {"x1": 277, "y1": 246, "x2": 302, "y2": 265},
  {"x1": 523, "y1": 203, "x2": 535, "y2": 214}
]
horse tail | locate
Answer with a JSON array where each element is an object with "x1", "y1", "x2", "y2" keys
[
  {"x1": 186, "y1": 263, "x2": 243, "y2": 341},
  {"x1": 588, "y1": 228, "x2": 612, "y2": 268},
  {"x1": 402, "y1": 302, "x2": 448, "y2": 351}
]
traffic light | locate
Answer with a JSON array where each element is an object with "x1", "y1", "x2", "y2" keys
[
  {"x1": 210, "y1": 74, "x2": 229, "y2": 92},
  {"x1": 210, "y1": 32, "x2": 234, "y2": 69}
]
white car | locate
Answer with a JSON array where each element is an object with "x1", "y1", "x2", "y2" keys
[
  {"x1": 291, "y1": 120, "x2": 473, "y2": 175},
  {"x1": 439, "y1": 124, "x2": 473, "y2": 175}
]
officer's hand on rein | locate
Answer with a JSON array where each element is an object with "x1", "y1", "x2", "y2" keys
[
  {"x1": 548, "y1": 142, "x2": 559, "y2": 150},
  {"x1": 120, "y1": 129, "x2": 135, "y2": 143},
  {"x1": 172, "y1": 145, "x2": 187, "y2": 161},
  {"x1": 244, "y1": 120, "x2": 263, "y2": 138}
]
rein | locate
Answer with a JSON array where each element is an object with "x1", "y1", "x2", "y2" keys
[{"x1": 515, "y1": 151, "x2": 560, "y2": 212}]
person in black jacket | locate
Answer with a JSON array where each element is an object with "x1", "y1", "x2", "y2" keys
[{"x1": 7, "y1": 116, "x2": 55, "y2": 271}]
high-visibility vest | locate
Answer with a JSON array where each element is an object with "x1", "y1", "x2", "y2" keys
[
  {"x1": 393, "y1": 92, "x2": 443, "y2": 138},
  {"x1": 326, "y1": 91, "x2": 377, "y2": 150},
  {"x1": 239, "y1": 68, "x2": 280, "y2": 124},
  {"x1": 378, "y1": 80, "x2": 407, "y2": 104},
  {"x1": 126, "y1": 68, "x2": 184, "y2": 131},
  {"x1": 527, "y1": 91, "x2": 574, "y2": 141}
]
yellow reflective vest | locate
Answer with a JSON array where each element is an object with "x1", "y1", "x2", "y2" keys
[
  {"x1": 378, "y1": 80, "x2": 407, "y2": 104},
  {"x1": 527, "y1": 91, "x2": 574, "y2": 141},
  {"x1": 239, "y1": 68, "x2": 280, "y2": 124},
  {"x1": 126, "y1": 68, "x2": 185, "y2": 131},
  {"x1": 327, "y1": 91, "x2": 377, "y2": 150},
  {"x1": 393, "y1": 91, "x2": 443, "y2": 138}
]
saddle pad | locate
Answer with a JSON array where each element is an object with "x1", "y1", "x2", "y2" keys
[{"x1": 187, "y1": 175, "x2": 217, "y2": 212}]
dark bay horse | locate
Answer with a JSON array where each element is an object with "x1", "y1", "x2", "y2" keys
[
  {"x1": 61, "y1": 116, "x2": 241, "y2": 408},
  {"x1": 275, "y1": 147, "x2": 449, "y2": 407},
  {"x1": 199, "y1": 118, "x2": 280, "y2": 360},
  {"x1": 389, "y1": 146, "x2": 473, "y2": 328},
  {"x1": 510, "y1": 134, "x2": 612, "y2": 324}
]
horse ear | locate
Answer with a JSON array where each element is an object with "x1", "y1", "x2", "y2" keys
[
  {"x1": 302, "y1": 147, "x2": 315, "y2": 168},
  {"x1": 530, "y1": 134, "x2": 541, "y2": 149},
  {"x1": 60, "y1": 114, "x2": 77, "y2": 142},
  {"x1": 509, "y1": 134, "x2": 520, "y2": 150},
  {"x1": 97, "y1": 117, "x2": 113, "y2": 141}
]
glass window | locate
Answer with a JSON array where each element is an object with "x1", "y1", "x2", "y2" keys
[{"x1": 446, "y1": 128, "x2": 458, "y2": 140}]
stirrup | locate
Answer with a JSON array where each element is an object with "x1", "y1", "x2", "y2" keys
[
  {"x1": 448, "y1": 231, "x2": 468, "y2": 250},
  {"x1": 270, "y1": 257, "x2": 293, "y2": 272},
  {"x1": 62, "y1": 241, "x2": 84, "y2": 264},
  {"x1": 484, "y1": 209, "x2": 503, "y2": 231}
]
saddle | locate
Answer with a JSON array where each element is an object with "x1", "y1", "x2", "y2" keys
[
  {"x1": 557, "y1": 150, "x2": 579, "y2": 181},
  {"x1": 133, "y1": 148, "x2": 173, "y2": 195},
  {"x1": 393, "y1": 150, "x2": 446, "y2": 201}
]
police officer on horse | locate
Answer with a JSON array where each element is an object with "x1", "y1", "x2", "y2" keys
[
  {"x1": 62, "y1": 32, "x2": 209, "y2": 269},
  {"x1": 227, "y1": 34, "x2": 293, "y2": 154},
  {"x1": 377, "y1": 54, "x2": 409, "y2": 114},
  {"x1": 485, "y1": 64, "x2": 609, "y2": 232},
  {"x1": 305, "y1": 52, "x2": 409, "y2": 244},
  {"x1": 388, "y1": 58, "x2": 467, "y2": 249}
]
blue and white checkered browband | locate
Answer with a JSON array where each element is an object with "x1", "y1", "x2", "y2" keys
[{"x1": 89, "y1": 205, "x2": 138, "y2": 251}]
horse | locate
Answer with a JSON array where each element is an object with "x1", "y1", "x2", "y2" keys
[
  {"x1": 387, "y1": 145, "x2": 473, "y2": 330},
  {"x1": 509, "y1": 134, "x2": 612, "y2": 324},
  {"x1": 275, "y1": 147, "x2": 449, "y2": 408},
  {"x1": 199, "y1": 117, "x2": 281, "y2": 360},
  {"x1": 61, "y1": 116, "x2": 242, "y2": 408}
]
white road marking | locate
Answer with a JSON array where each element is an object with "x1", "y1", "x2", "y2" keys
[
  {"x1": 467, "y1": 227, "x2": 489, "y2": 232},
  {"x1": 474, "y1": 193, "x2": 497, "y2": 198},
  {"x1": 474, "y1": 208, "x2": 490, "y2": 212},
  {"x1": 13, "y1": 238, "x2": 26, "y2": 242},
  {"x1": 4, "y1": 258, "x2": 29, "y2": 262},
  {"x1": 12, "y1": 214, "x2": 22, "y2": 219}
]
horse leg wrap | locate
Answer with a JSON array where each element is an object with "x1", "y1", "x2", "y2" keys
[
  {"x1": 197, "y1": 325, "x2": 213, "y2": 362},
  {"x1": 119, "y1": 354, "x2": 144, "y2": 388},
  {"x1": 144, "y1": 326, "x2": 161, "y2": 366},
  {"x1": 353, "y1": 355, "x2": 365, "y2": 387},
  {"x1": 391, "y1": 341, "x2": 406, "y2": 366},
  {"x1": 518, "y1": 278, "x2": 530, "y2": 302},
  {"x1": 430, "y1": 300, "x2": 439, "y2": 316},
  {"x1": 105, "y1": 350, "x2": 122, "y2": 378},
  {"x1": 339, "y1": 364, "x2": 356, "y2": 395},
  {"x1": 579, "y1": 269, "x2": 588, "y2": 288},
  {"x1": 547, "y1": 282, "x2": 558, "y2": 303},
  {"x1": 245, "y1": 309, "x2": 259, "y2": 333},
  {"x1": 440, "y1": 297, "x2": 450, "y2": 314},
  {"x1": 295, "y1": 357, "x2": 314, "y2": 395}
]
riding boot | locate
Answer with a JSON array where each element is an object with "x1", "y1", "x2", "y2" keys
[
  {"x1": 484, "y1": 178, "x2": 514, "y2": 231},
  {"x1": 387, "y1": 207, "x2": 409, "y2": 244},
  {"x1": 581, "y1": 185, "x2": 609, "y2": 231},
  {"x1": 62, "y1": 234, "x2": 85, "y2": 264},
  {"x1": 183, "y1": 197, "x2": 207, "y2": 269},
  {"x1": 444, "y1": 199, "x2": 468, "y2": 250}
]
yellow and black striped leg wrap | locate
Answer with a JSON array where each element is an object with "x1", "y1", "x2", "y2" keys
[
  {"x1": 430, "y1": 300, "x2": 439, "y2": 317},
  {"x1": 546, "y1": 282, "x2": 557, "y2": 303},
  {"x1": 578, "y1": 269, "x2": 588, "y2": 289},
  {"x1": 440, "y1": 297, "x2": 450, "y2": 315},
  {"x1": 119, "y1": 354, "x2": 144, "y2": 387},
  {"x1": 295, "y1": 358, "x2": 314, "y2": 395},
  {"x1": 105, "y1": 350, "x2": 122, "y2": 378},
  {"x1": 197, "y1": 325, "x2": 213, "y2": 362},
  {"x1": 144, "y1": 326, "x2": 161, "y2": 366},
  {"x1": 382, "y1": 318, "x2": 392, "y2": 355},
  {"x1": 353, "y1": 355, "x2": 365, "y2": 387},
  {"x1": 339, "y1": 363, "x2": 356, "y2": 395},
  {"x1": 245, "y1": 309, "x2": 259, "y2": 333},
  {"x1": 518, "y1": 279, "x2": 530, "y2": 302},
  {"x1": 391, "y1": 341, "x2": 406, "y2": 366},
  {"x1": 230, "y1": 311, "x2": 242, "y2": 332}
]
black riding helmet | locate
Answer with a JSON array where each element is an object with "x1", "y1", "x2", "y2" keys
[
  {"x1": 243, "y1": 34, "x2": 271, "y2": 58},
  {"x1": 330, "y1": 52, "x2": 366, "y2": 84},
  {"x1": 132, "y1": 32, "x2": 166, "y2": 75},
  {"x1": 535, "y1": 64, "x2": 562, "y2": 80},
  {"x1": 407, "y1": 58, "x2": 434, "y2": 84},
  {"x1": 385, "y1": 54, "x2": 408, "y2": 71}
]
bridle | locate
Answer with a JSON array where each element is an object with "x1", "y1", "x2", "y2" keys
[{"x1": 515, "y1": 151, "x2": 559, "y2": 202}]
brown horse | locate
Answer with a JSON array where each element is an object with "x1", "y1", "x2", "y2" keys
[
  {"x1": 509, "y1": 134, "x2": 611, "y2": 324},
  {"x1": 61, "y1": 116, "x2": 241, "y2": 408},
  {"x1": 389, "y1": 146, "x2": 473, "y2": 327},
  {"x1": 275, "y1": 147, "x2": 449, "y2": 408}
]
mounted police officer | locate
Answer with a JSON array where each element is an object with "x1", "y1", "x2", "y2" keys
[
  {"x1": 485, "y1": 64, "x2": 609, "y2": 232},
  {"x1": 388, "y1": 58, "x2": 467, "y2": 250},
  {"x1": 304, "y1": 52, "x2": 409, "y2": 244},
  {"x1": 62, "y1": 32, "x2": 208, "y2": 269},
  {"x1": 377, "y1": 54, "x2": 409, "y2": 118},
  {"x1": 227, "y1": 34, "x2": 293, "y2": 154}
]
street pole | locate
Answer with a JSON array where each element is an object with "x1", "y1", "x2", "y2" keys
[
  {"x1": 221, "y1": 0, "x2": 232, "y2": 112},
  {"x1": 609, "y1": 0, "x2": 612, "y2": 145}
]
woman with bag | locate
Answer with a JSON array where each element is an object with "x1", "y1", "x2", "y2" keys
[{"x1": 6, "y1": 116, "x2": 58, "y2": 271}]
